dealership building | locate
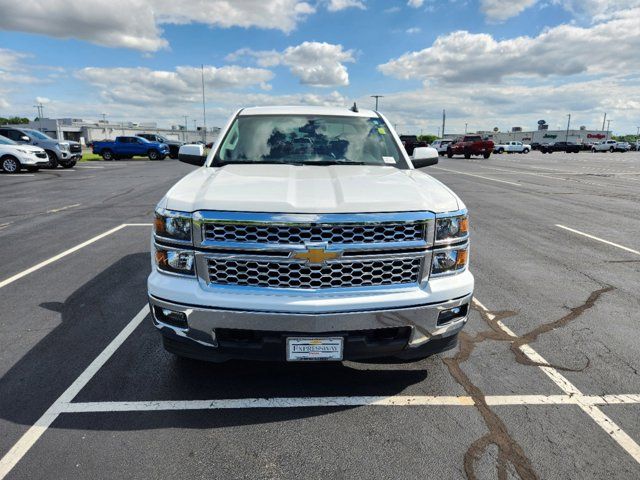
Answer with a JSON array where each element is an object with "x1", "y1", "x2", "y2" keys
[
  {"x1": 9, "y1": 117, "x2": 220, "y2": 145},
  {"x1": 444, "y1": 123, "x2": 611, "y2": 145}
]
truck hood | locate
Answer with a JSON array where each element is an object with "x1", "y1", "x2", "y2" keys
[{"x1": 163, "y1": 164, "x2": 461, "y2": 214}]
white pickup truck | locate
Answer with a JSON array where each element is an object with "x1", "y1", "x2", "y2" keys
[
  {"x1": 493, "y1": 141, "x2": 531, "y2": 154},
  {"x1": 148, "y1": 106, "x2": 473, "y2": 363}
]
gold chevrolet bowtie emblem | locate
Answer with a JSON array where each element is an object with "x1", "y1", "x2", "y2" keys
[{"x1": 292, "y1": 248, "x2": 341, "y2": 264}]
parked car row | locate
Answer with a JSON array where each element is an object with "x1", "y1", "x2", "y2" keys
[{"x1": 0, "y1": 127, "x2": 81, "y2": 172}]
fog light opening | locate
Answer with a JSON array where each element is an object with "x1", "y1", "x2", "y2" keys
[
  {"x1": 437, "y1": 304, "x2": 468, "y2": 326},
  {"x1": 153, "y1": 306, "x2": 188, "y2": 329}
]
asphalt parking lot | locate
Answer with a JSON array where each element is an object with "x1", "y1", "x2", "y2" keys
[{"x1": 1, "y1": 151, "x2": 640, "y2": 479}]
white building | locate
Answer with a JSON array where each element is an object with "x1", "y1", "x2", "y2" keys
[{"x1": 19, "y1": 118, "x2": 220, "y2": 145}]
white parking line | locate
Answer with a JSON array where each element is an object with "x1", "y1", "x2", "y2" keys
[
  {"x1": 0, "y1": 223, "x2": 152, "y2": 290},
  {"x1": 0, "y1": 174, "x2": 34, "y2": 178},
  {"x1": 59, "y1": 393, "x2": 640, "y2": 413},
  {"x1": 556, "y1": 225, "x2": 640, "y2": 256},
  {"x1": 0, "y1": 305, "x2": 149, "y2": 480},
  {"x1": 473, "y1": 298, "x2": 640, "y2": 464},
  {"x1": 431, "y1": 166, "x2": 522, "y2": 186}
]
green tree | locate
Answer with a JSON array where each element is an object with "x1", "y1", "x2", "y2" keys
[{"x1": 418, "y1": 134, "x2": 438, "y2": 144}]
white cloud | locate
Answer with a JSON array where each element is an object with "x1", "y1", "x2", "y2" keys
[
  {"x1": 362, "y1": 78, "x2": 640, "y2": 134},
  {"x1": 0, "y1": 0, "x2": 316, "y2": 52},
  {"x1": 407, "y1": 0, "x2": 424, "y2": 7},
  {"x1": 0, "y1": 98, "x2": 9, "y2": 109},
  {"x1": 326, "y1": 0, "x2": 366, "y2": 11},
  {"x1": 379, "y1": 8, "x2": 640, "y2": 83},
  {"x1": 77, "y1": 65, "x2": 274, "y2": 107},
  {"x1": 227, "y1": 42, "x2": 355, "y2": 87},
  {"x1": 480, "y1": 0, "x2": 537, "y2": 21},
  {"x1": 35, "y1": 96, "x2": 51, "y2": 104},
  {"x1": 406, "y1": 27, "x2": 421, "y2": 34}
]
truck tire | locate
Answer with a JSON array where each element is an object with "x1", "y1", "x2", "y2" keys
[
  {"x1": 45, "y1": 150, "x2": 58, "y2": 168},
  {"x1": 497, "y1": 147, "x2": 504, "y2": 154},
  {"x1": 447, "y1": 149, "x2": 453, "y2": 158},
  {"x1": 609, "y1": 146, "x2": 614, "y2": 152},
  {"x1": 592, "y1": 148, "x2": 596, "y2": 153},
  {"x1": 523, "y1": 148, "x2": 529, "y2": 153},
  {"x1": 61, "y1": 159, "x2": 76, "y2": 168},
  {"x1": 1, "y1": 155, "x2": 21, "y2": 173},
  {"x1": 148, "y1": 149, "x2": 161, "y2": 161},
  {"x1": 483, "y1": 152, "x2": 491, "y2": 159},
  {"x1": 464, "y1": 152, "x2": 471, "y2": 159},
  {"x1": 102, "y1": 149, "x2": 114, "y2": 161}
]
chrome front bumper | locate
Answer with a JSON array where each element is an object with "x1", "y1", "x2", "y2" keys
[{"x1": 148, "y1": 293, "x2": 471, "y2": 351}]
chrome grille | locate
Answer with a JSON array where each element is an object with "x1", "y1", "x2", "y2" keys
[
  {"x1": 203, "y1": 223, "x2": 425, "y2": 245},
  {"x1": 206, "y1": 257, "x2": 422, "y2": 289}
]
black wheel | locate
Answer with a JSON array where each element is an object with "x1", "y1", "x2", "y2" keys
[
  {"x1": 61, "y1": 160, "x2": 76, "y2": 169},
  {"x1": 1, "y1": 155, "x2": 21, "y2": 173},
  {"x1": 447, "y1": 149, "x2": 453, "y2": 159},
  {"x1": 102, "y1": 149, "x2": 114, "y2": 161},
  {"x1": 148, "y1": 149, "x2": 160, "y2": 160},
  {"x1": 45, "y1": 151, "x2": 58, "y2": 168},
  {"x1": 523, "y1": 148, "x2": 529, "y2": 153},
  {"x1": 609, "y1": 146, "x2": 614, "y2": 152},
  {"x1": 592, "y1": 148, "x2": 596, "y2": 153},
  {"x1": 26, "y1": 166, "x2": 40, "y2": 172},
  {"x1": 483, "y1": 152, "x2": 491, "y2": 159},
  {"x1": 497, "y1": 148, "x2": 504, "y2": 154},
  {"x1": 464, "y1": 152, "x2": 471, "y2": 159}
]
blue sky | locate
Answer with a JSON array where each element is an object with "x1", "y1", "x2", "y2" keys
[{"x1": 0, "y1": 0, "x2": 638, "y2": 134}]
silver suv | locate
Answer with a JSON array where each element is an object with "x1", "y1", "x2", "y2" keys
[{"x1": 0, "y1": 127, "x2": 82, "y2": 168}]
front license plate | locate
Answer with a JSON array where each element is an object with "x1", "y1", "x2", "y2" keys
[{"x1": 286, "y1": 337, "x2": 344, "y2": 361}]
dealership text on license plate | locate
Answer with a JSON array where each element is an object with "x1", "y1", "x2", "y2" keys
[{"x1": 286, "y1": 337, "x2": 344, "y2": 361}]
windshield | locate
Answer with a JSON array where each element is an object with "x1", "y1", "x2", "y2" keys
[
  {"x1": 0, "y1": 135, "x2": 17, "y2": 145},
  {"x1": 213, "y1": 115, "x2": 406, "y2": 168},
  {"x1": 26, "y1": 130, "x2": 53, "y2": 140}
]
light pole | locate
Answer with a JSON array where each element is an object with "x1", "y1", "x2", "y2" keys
[
  {"x1": 371, "y1": 95, "x2": 384, "y2": 111},
  {"x1": 183, "y1": 115, "x2": 188, "y2": 142},
  {"x1": 607, "y1": 119, "x2": 611, "y2": 138},
  {"x1": 101, "y1": 113, "x2": 107, "y2": 123},
  {"x1": 33, "y1": 103, "x2": 44, "y2": 131},
  {"x1": 565, "y1": 114, "x2": 571, "y2": 142}
]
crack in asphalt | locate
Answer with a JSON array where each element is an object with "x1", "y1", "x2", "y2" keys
[{"x1": 444, "y1": 285, "x2": 614, "y2": 479}]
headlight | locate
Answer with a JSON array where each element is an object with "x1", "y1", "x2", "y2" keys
[
  {"x1": 154, "y1": 246, "x2": 195, "y2": 276},
  {"x1": 431, "y1": 245, "x2": 469, "y2": 276},
  {"x1": 57, "y1": 143, "x2": 70, "y2": 151},
  {"x1": 435, "y1": 213, "x2": 468, "y2": 244},
  {"x1": 154, "y1": 208, "x2": 192, "y2": 243}
]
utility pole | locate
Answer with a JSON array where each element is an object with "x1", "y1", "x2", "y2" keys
[
  {"x1": 601, "y1": 112, "x2": 607, "y2": 131},
  {"x1": 33, "y1": 103, "x2": 44, "y2": 131},
  {"x1": 565, "y1": 114, "x2": 571, "y2": 142},
  {"x1": 370, "y1": 95, "x2": 384, "y2": 111},
  {"x1": 201, "y1": 64, "x2": 207, "y2": 144},
  {"x1": 183, "y1": 115, "x2": 188, "y2": 142},
  {"x1": 465, "y1": 122, "x2": 468, "y2": 134},
  {"x1": 607, "y1": 119, "x2": 611, "y2": 137},
  {"x1": 441, "y1": 109, "x2": 446, "y2": 138},
  {"x1": 101, "y1": 113, "x2": 107, "y2": 123}
]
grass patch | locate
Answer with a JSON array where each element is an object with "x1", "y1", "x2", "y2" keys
[{"x1": 81, "y1": 152, "x2": 103, "y2": 162}]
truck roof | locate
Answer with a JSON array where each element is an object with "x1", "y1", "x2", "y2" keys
[{"x1": 239, "y1": 105, "x2": 378, "y2": 118}]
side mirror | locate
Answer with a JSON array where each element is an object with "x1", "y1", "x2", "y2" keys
[
  {"x1": 178, "y1": 144, "x2": 207, "y2": 166},
  {"x1": 20, "y1": 135, "x2": 30, "y2": 142},
  {"x1": 411, "y1": 146, "x2": 439, "y2": 168}
]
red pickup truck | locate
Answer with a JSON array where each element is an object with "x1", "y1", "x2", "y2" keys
[{"x1": 447, "y1": 135, "x2": 494, "y2": 159}]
